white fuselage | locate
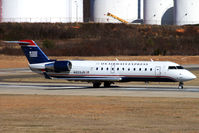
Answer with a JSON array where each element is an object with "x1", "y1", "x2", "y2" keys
[{"x1": 29, "y1": 60, "x2": 196, "y2": 83}]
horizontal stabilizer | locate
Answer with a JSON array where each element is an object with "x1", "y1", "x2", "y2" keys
[{"x1": 4, "y1": 41, "x2": 31, "y2": 44}]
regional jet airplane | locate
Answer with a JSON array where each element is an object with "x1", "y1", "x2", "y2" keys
[{"x1": 5, "y1": 40, "x2": 196, "y2": 89}]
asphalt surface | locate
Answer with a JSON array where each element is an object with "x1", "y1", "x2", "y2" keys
[{"x1": 0, "y1": 82, "x2": 199, "y2": 98}]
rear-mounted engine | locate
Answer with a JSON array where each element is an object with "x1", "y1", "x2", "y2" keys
[{"x1": 45, "y1": 61, "x2": 72, "y2": 73}]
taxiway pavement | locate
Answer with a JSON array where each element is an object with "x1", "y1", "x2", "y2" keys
[{"x1": 0, "y1": 82, "x2": 199, "y2": 98}]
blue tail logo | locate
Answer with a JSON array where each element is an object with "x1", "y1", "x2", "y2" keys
[{"x1": 5, "y1": 40, "x2": 50, "y2": 64}]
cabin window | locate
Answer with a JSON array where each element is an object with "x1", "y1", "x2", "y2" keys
[
  {"x1": 117, "y1": 68, "x2": 119, "y2": 71},
  {"x1": 96, "y1": 67, "x2": 98, "y2": 70},
  {"x1": 139, "y1": 68, "x2": 141, "y2": 71},
  {"x1": 106, "y1": 67, "x2": 109, "y2": 70},
  {"x1": 134, "y1": 68, "x2": 136, "y2": 71},
  {"x1": 122, "y1": 68, "x2": 125, "y2": 71},
  {"x1": 145, "y1": 68, "x2": 147, "y2": 71},
  {"x1": 150, "y1": 68, "x2": 152, "y2": 71},
  {"x1": 128, "y1": 68, "x2": 130, "y2": 71},
  {"x1": 101, "y1": 67, "x2": 103, "y2": 70}
]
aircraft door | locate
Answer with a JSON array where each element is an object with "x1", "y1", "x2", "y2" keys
[
  {"x1": 111, "y1": 64, "x2": 115, "y2": 73},
  {"x1": 155, "y1": 66, "x2": 161, "y2": 76}
]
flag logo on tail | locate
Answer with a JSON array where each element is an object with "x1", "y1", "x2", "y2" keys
[{"x1": 29, "y1": 51, "x2": 38, "y2": 57}]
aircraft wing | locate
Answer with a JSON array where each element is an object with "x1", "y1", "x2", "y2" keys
[{"x1": 52, "y1": 77, "x2": 122, "y2": 82}]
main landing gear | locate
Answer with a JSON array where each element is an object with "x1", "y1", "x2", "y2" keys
[
  {"x1": 104, "y1": 82, "x2": 112, "y2": 87},
  {"x1": 92, "y1": 82, "x2": 112, "y2": 88},
  {"x1": 93, "y1": 82, "x2": 101, "y2": 88},
  {"x1": 178, "y1": 82, "x2": 184, "y2": 89}
]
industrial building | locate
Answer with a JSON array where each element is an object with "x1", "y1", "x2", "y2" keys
[
  {"x1": 174, "y1": 0, "x2": 199, "y2": 25},
  {"x1": 90, "y1": 0, "x2": 143, "y2": 24},
  {"x1": 144, "y1": 0, "x2": 173, "y2": 25},
  {"x1": 0, "y1": 0, "x2": 199, "y2": 25},
  {"x1": 0, "y1": 0, "x2": 83, "y2": 23}
]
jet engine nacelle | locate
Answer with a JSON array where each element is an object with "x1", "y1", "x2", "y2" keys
[{"x1": 45, "y1": 61, "x2": 72, "y2": 73}]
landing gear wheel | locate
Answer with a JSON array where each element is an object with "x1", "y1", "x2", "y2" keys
[
  {"x1": 178, "y1": 82, "x2": 184, "y2": 89},
  {"x1": 93, "y1": 82, "x2": 101, "y2": 88},
  {"x1": 104, "y1": 82, "x2": 111, "y2": 87}
]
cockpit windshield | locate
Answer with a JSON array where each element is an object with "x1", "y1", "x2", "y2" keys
[
  {"x1": 168, "y1": 66, "x2": 176, "y2": 69},
  {"x1": 168, "y1": 66, "x2": 184, "y2": 70},
  {"x1": 176, "y1": 66, "x2": 184, "y2": 69}
]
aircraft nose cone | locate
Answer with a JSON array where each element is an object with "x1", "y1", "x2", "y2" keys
[
  {"x1": 187, "y1": 72, "x2": 197, "y2": 80},
  {"x1": 191, "y1": 73, "x2": 197, "y2": 80},
  {"x1": 181, "y1": 71, "x2": 197, "y2": 81}
]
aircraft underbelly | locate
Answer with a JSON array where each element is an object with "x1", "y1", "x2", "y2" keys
[
  {"x1": 121, "y1": 76, "x2": 177, "y2": 82},
  {"x1": 49, "y1": 73, "x2": 177, "y2": 82}
]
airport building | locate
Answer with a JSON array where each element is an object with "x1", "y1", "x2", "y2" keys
[{"x1": 0, "y1": 0, "x2": 199, "y2": 25}]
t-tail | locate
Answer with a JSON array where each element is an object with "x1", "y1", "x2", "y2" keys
[
  {"x1": 4, "y1": 40, "x2": 50, "y2": 64},
  {"x1": 4, "y1": 40, "x2": 72, "y2": 78}
]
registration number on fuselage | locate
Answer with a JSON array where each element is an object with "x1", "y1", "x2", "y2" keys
[{"x1": 73, "y1": 71, "x2": 90, "y2": 74}]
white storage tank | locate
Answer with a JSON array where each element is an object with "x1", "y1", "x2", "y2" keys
[
  {"x1": 138, "y1": 0, "x2": 144, "y2": 20},
  {"x1": 144, "y1": 0, "x2": 174, "y2": 25},
  {"x1": 69, "y1": 0, "x2": 83, "y2": 23},
  {"x1": 174, "y1": 0, "x2": 199, "y2": 25},
  {"x1": 0, "y1": 0, "x2": 2, "y2": 22},
  {"x1": 91, "y1": 0, "x2": 138, "y2": 23},
  {"x1": 1, "y1": 0, "x2": 83, "y2": 23}
]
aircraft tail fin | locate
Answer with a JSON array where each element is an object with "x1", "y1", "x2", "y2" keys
[{"x1": 4, "y1": 40, "x2": 50, "y2": 64}]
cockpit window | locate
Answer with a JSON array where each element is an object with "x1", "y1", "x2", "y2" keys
[
  {"x1": 168, "y1": 66, "x2": 176, "y2": 69},
  {"x1": 168, "y1": 66, "x2": 184, "y2": 70},
  {"x1": 176, "y1": 66, "x2": 184, "y2": 69}
]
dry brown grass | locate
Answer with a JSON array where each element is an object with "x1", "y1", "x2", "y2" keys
[
  {"x1": 1, "y1": 55, "x2": 199, "y2": 69},
  {"x1": 0, "y1": 95, "x2": 199, "y2": 133}
]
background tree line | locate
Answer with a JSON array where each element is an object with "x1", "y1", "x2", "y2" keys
[{"x1": 0, "y1": 23, "x2": 199, "y2": 56}]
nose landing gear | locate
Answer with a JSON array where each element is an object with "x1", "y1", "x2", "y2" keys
[{"x1": 178, "y1": 82, "x2": 184, "y2": 89}]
